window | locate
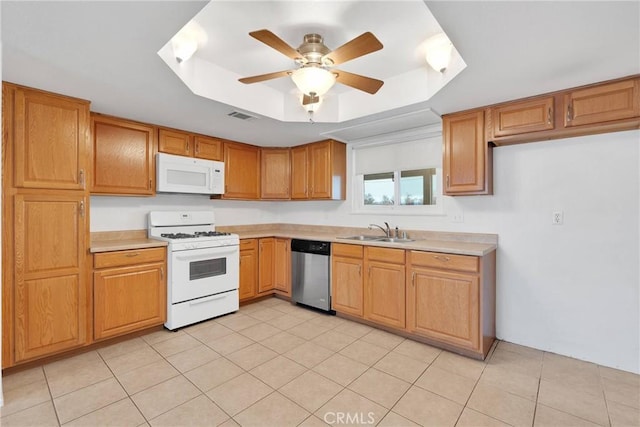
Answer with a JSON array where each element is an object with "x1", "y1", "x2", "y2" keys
[{"x1": 353, "y1": 130, "x2": 443, "y2": 214}]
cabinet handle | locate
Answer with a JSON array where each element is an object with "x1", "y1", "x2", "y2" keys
[
  {"x1": 160, "y1": 267, "x2": 164, "y2": 280},
  {"x1": 79, "y1": 169, "x2": 86, "y2": 189},
  {"x1": 185, "y1": 141, "x2": 189, "y2": 152},
  {"x1": 446, "y1": 175, "x2": 450, "y2": 188},
  {"x1": 412, "y1": 271, "x2": 415, "y2": 287},
  {"x1": 566, "y1": 102, "x2": 573, "y2": 122},
  {"x1": 358, "y1": 265, "x2": 361, "y2": 275},
  {"x1": 433, "y1": 255, "x2": 451, "y2": 262},
  {"x1": 149, "y1": 179, "x2": 152, "y2": 190},
  {"x1": 125, "y1": 253, "x2": 140, "y2": 257},
  {"x1": 547, "y1": 107, "x2": 552, "y2": 125},
  {"x1": 368, "y1": 265, "x2": 371, "y2": 276},
  {"x1": 79, "y1": 200, "x2": 85, "y2": 217},
  {"x1": 195, "y1": 142, "x2": 199, "y2": 155}
]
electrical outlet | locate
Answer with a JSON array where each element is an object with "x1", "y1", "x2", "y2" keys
[
  {"x1": 552, "y1": 211, "x2": 564, "y2": 225},
  {"x1": 451, "y1": 212, "x2": 464, "y2": 223}
]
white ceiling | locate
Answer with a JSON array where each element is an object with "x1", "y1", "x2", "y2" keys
[{"x1": 2, "y1": 1, "x2": 639, "y2": 147}]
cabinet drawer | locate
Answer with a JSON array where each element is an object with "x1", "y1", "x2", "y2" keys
[
  {"x1": 240, "y1": 238, "x2": 258, "y2": 251},
  {"x1": 409, "y1": 251, "x2": 478, "y2": 273},
  {"x1": 333, "y1": 243, "x2": 363, "y2": 258},
  {"x1": 365, "y1": 246, "x2": 405, "y2": 264},
  {"x1": 94, "y1": 247, "x2": 165, "y2": 269}
]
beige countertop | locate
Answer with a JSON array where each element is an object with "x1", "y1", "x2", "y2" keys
[
  {"x1": 90, "y1": 230, "x2": 168, "y2": 253},
  {"x1": 89, "y1": 224, "x2": 497, "y2": 256},
  {"x1": 222, "y1": 225, "x2": 497, "y2": 257}
]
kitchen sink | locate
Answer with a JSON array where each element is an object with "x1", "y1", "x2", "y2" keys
[
  {"x1": 338, "y1": 235, "x2": 385, "y2": 241},
  {"x1": 376, "y1": 237, "x2": 415, "y2": 243},
  {"x1": 338, "y1": 235, "x2": 415, "y2": 243}
]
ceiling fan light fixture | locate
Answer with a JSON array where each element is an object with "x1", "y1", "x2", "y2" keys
[
  {"x1": 291, "y1": 67, "x2": 336, "y2": 97},
  {"x1": 424, "y1": 33, "x2": 453, "y2": 73}
]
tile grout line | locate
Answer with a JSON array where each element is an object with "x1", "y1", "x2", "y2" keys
[{"x1": 41, "y1": 366, "x2": 62, "y2": 427}]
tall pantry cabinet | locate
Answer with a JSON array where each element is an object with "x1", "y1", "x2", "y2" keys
[{"x1": 2, "y1": 83, "x2": 91, "y2": 367}]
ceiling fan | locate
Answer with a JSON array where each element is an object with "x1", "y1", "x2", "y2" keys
[{"x1": 239, "y1": 29, "x2": 384, "y2": 105}]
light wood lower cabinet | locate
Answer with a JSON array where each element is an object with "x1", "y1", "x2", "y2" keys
[
  {"x1": 364, "y1": 247, "x2": 406, "y2": 329},
  {"x1": 406, "y1": 250, "x2": 495, "y2": 357},
  {"x1": 258, "y1": 238, "x2": 275, "y2": 294},
  {"x1": 274, "y1": 238, "x2": 291, "y2": 296},
  {"x1": 239, "y1": 239, "x2": 258, "y2": 301},
  {"x1": 331, "y1": 243, "x2": 364, "y2": 317},
  {"x1": 13, "y1": 193, "x2": 89, "y2": 364},
  {"x1": 93, "y1": 248, "x2": 166, "y2": 340}
]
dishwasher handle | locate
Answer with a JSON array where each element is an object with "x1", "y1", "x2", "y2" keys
[{"x1": 291, "y1": 239, "x2": 331, "y2": 256}]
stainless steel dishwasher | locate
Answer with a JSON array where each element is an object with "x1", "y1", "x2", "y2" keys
[{"x1": 291, "y1": 239, "x2": 333, "y2": 312}]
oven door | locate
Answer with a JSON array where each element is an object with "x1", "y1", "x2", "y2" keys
[{"x1": 169, "y1": 245, "x2": 239, "y2": 304}]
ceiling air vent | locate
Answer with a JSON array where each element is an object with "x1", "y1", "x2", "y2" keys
[{"x1": 227, "y1": 111, "x2": 257, "y2": 121}]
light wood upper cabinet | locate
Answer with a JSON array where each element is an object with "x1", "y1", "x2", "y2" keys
[
  {"x1": 291, "y1": 140, "x2": 346, "y2": 200},
  {"x1": 258, "y1": 238, "x2": 275, "y2": 294},
  {"x1": 12, "y1": 86, "x2": 89, "y2": 190},
  {"x1": 13, "y1": 193, "x2": 89, "y2": 363},
  {"x1": 564, "y1": 78, "x2": 640, "y2": 127},
  {"x1": 364, "y1": 247, "x2": 406, "y2": 329},
  {"x1": 194, "y1": 135, "x2": 223, "y2": 161},
  {"x1": 331, "y1": 243, "x2": 364, "y2": 317},
  {"x1": 159, "y1": 129, "x2": 223, "y2": 161},
  {"x1": 239, "y1": 239, "x2": 258, "y2": 301},
  {"x1": 93, "y1": 248, "x2": 166, "y2": 340},
  {"x1": 291, "y1": 145, "x2": 309, "y2": 199},
  {"x1": 274, "y1": 238, "x2": 291, "y2": 296},
  {"x1": 261, "y1": 148, "x2": 291, "y2": 199},
  {"x1": 223, "y1": 142, "x2": 260, "y2": 199},
  {"x1": 158, "y1": 128, "x2": 191, "y2": 156},
  {"x1": 90, "y1": 114, "x2": 156, "y2": 195},
  {"x1": 491, "y1": 96, "x2": 555, "y2": 138},
  {"x1": 443, "y1": 110, "x2": 492, "y2": 196}
]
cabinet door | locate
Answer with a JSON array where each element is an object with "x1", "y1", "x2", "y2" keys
[
  {"x1": 274, "y1": 238, "x2": 291, "y2": 296},
  {"x1": 258, "y1": 238, "x2": 275, "y2": 294},
  {"x1": 223, "y1": 142, "x2": 260, "y2": 199},
  {"x1": 261, "y1": 148, "x2": 291, "y2": 199},
  {"x1": 13, "y1": 194, "x2": 88, "y2": 362},
  {"x1": 407, "y1": 267, "x2": 480, "y2": 351},
  {"x1": 364, "y1": 261, "x2": 406, "y2": 329},
  {"x1": 194, "y1": 135, "x2": 223, "y2": 161},
  {"x1": 443, "y1": 110, "x2": 490, "y2": 195},
  {"x1": 331, "y1": 256, "x2": 363, "y2": 317},
  {"x1": 564, "y1": 79, "x2": 640, "y2": 127},
  {"x1": 14, "y1": 88, "x2": 89, "y2": 190},
  {"x1": 158, "y1": 128, "x2": 192, "y2": 156},
  {"x1": 91, "y1": 115, "x2": 155, "y2": 195},
  {"x1": 94, "y1": 262, "x2": 166, "y2": 340},
  {"x1": 239, "y1": 246, "x2": 258, "y2": 301},
  {"x1": 491, "y1": 97, "x2": 554, "y2": 137},
  {"x1": 290, "y1": 145, "x2": 309, "y2": 199},
  {"x1": 309, "y1": 141, "x2": 332, "y2": 199}
]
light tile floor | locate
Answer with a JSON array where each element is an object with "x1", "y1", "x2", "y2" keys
[{"x1": 1, "y1": 297, "x2": 638, "y2": 426}]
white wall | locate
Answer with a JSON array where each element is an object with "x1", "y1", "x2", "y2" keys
[{"x1": 91, "y1": 130, "x2": 640, "y2": 373}]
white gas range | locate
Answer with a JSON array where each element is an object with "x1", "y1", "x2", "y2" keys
[{"x1": 148, "y1": 211, "x2": 239, "y2": 330}]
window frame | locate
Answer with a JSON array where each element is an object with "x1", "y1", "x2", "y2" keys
[{"x1": 350, "y1": 125, "x2": 445, "y2": 216}]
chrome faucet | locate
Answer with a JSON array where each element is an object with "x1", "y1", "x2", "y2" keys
[{"x1": 369, "y1": 222, "x2": 391, "y2": 237}]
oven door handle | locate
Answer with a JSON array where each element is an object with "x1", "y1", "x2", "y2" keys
[
  {"x1": 174, "y1": 248, "x2": 238, "y2": 262},
  {"x1": 189, "y1": 294, "x2": 229, "y2": 305}
]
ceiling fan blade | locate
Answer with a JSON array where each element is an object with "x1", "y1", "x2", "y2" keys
[
  {"x1": 323, "y1": 32, "x2": 383, "y2": 66},
  {"x1": 302, "y1": 94, "x2": 320, "y2": 106},
  {"x1": 249, "y1": 29, "x2": 303, "y2": 61},
  {"x1": 239, "y1": 70, "x2": 292, "y2": 84},
  {"x1": 334, "y1": 69, "x2": 383, "y2": 94}
]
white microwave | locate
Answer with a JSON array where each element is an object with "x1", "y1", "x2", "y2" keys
[{"x1": 156, "y1": 153, "x2": 224, "y2": 195}]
